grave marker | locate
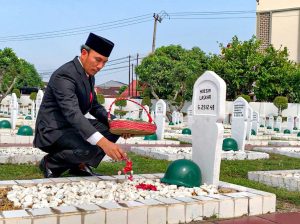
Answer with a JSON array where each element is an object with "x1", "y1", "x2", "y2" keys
[
  {"x1": 287, "y1": 116, "x2": 293, "y2": 132},
  {"x1": 155, "y1": 99, "x2": 166, "y2": 140},
  {"x1": 231, "y1": 97, "x2": 248, "y2": 152},
  {"x1": 268, "y1": 116, "x2": 274, "y2": 129},
  {"x1": 141, "y1": 105, "x2": 149, "y2": 121},
  {"x1": 10, "y1": 93, "x2": 18, "y2": 129},
  {"x1": 295, "y1": 116, "x2": 300, "y2": 130},
  {"x1": 246, "y1": 106, "x2": 253, "y2": 140},
  {"x1": 252, "y1": 111, "x2": 259, "y2": 135},
  {"x1": 275, "y1": 116, "x2": 282, "y2": 132},
  {"x1": 191, "y1": 71, "x2": 226, "y2": 186},
  {"x1": 187, "y1": 105, "x2": 193, "y2": 129},
  {"x1": 35, "y1": 90, "x2": 44, "y2": 117}
]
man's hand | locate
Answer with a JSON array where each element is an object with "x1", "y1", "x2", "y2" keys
[{"x1": 97, "y1": 137, "x2": 127, "y2": 161}]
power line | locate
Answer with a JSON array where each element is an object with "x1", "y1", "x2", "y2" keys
[
  {"x1": 0, "y1": 10, "x2": 260, "y2": 42},
  {"x1": 0, "y1": 18, "x2": 153, "y2": 42}
]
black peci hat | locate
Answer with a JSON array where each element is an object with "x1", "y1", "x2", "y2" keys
[{"x1": 85, "y1": 33, "x2": 114, "y2": 57}]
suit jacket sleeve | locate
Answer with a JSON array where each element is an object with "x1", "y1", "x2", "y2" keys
[{"x1": 51, "y1": 73, "x2": 98, "y2": 140}]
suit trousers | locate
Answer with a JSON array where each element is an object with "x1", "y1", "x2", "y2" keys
[{"x1": 40, "y1": 119, "x2": 120, "y2": 171}]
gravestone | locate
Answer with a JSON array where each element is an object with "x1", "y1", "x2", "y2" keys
[
  {"x1": 31, "y1": 101, "x2": 35, "y2": 119},
  {"x1": 151, "y1": 110, "x2": 155, "y2": 120},
  {"x1": 187, "y1": 105, "x2": 193, "y2": 129},
  {"x1": 176, "y1": 111, "x2": 180, "y2": 125},
  {"x1": 268, "y1": 116, "x2": 274, "y2": 129},
  {"x1": 260, "y1": 116, "x2": 266, "y2": 127},
  {"x1": 10, "y1": 93, "x2": 18, "y2": 129},
  {"x1": 35, "y1": 90, "x2": 44, "y2": 117},
  {"x1": 171, "y1": 111, "x2": 177, "y2": 124},
  {"x1": 141, "y1": 105, "x2": 149, "y2": 121},
  {"x1": 179, "y1": 112, "x2": 184, "y2": 124},
  {"x1": 275, "y1": 116, "x2": 282, "y2": 132},
  {"x1": 25, "y1": 106, "x2": 29, "y2": 116},
  {"x1": 252, "y1": 111, "x2": 259, "y2": 135},
  {"x1": 295, "y1": 116, "x2": 300, "y2": 130},
  {"x1": 287, "y1": 116, "x2": 293, "y2": 132},
  {"x1": 191, "y1": 71, "x2": 226, "y2": 186},
  {"x1": 246, "y1": 106, "x2": 253, "y2": 140},
  {"x1": 155, "y1": 99, "x2": 166, "y2": 140},
  {"x1": 231, "y1": 97, "x2": 248, "y2": 152}
]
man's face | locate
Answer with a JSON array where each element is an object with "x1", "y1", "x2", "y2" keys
[{"x1": 80, "y1": 49, "x2": 108, "y2": 76}]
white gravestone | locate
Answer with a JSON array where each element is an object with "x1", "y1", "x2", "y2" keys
[
  {"x1": 187, "y1": 105, "x2": 193, "y2": 129},
  {"x1": 252, "y1": 111, "x2": 259, "y2": 135},
  {"x1": 171, "y1": 111, "x2": 176, "y2": 124},
  {"x1": 260, "y1": 116, "x2": 266, "y2": 127},
  {"x1": 141, "y1": 105, "x2": 149, "y2": 121},
  {"x1": 295, "y1": 116, "x2": 300, "y2": 130},
  {"x1": 10, "y1": 93, "x2": 18, "y2": 129},
  {"x1": 268, "y1": 116, "x2": 274, "y2": 129},
  {"x1": 151, "y1": 110, "x2": 155, "y2": 120},
  {"x1": 191, "y1": 71, "x2": 226, "y2": 186},
  {"x1": 31, "y1": 100, "x2": 35, "y2": 119},
  {"x1": 36, "y1": 90, "x2": 44, "y2": 117},
  {"x1": 246, "y1": 106, "x2": 253, "y2": 140},
  {"x1": 231, "y1": 97, "x2": 248, "y2": 152},
  {"x1": 25, "y1": 106, "x2": 29, "y2": 116},
  {"x1": 155, "y1": 99, "x2": 166, "y2": 140},
  {"x1": 287, "y1": 116, "x2": 293, "y2": 132},
  {"x1": 179, "y1": 112, "x2": 184, "y2": 124},
  {"x1": 275, "y1": 116, "x2": 282, "y2": 131},
  {"x1": 176, "y1": 111, "x2": 180, "y2": 125}
]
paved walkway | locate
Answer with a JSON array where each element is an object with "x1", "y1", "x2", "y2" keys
[{"x1": 194, "y1": 212, "x2": 300, "y2": 224}]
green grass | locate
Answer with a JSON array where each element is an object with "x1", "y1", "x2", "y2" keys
[
  {"x1": 220, "y1": 153, "x2": 300, "y2": 206},
  {"x1": 1, "y1": 152, "x2": 300, "y2": 208}
]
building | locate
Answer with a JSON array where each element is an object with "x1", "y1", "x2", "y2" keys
[
  {"x1": 256, "y1": 0, "x2": 300, "y2": 63},
  {"x1": 95, "y1": 80, "x2": 127, "y2": 98}
]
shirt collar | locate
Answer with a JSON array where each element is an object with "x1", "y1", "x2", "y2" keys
[{"x1": 77, "y1": 57, "x2": 89, "y2": 78}]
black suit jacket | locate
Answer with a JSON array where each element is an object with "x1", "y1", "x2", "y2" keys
[{"x1": 34, "y1": 57, "x2": 109, "y2": 148}]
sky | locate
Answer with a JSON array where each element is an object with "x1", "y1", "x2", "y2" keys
[{"x1": 0, "y1": 0, "x2": 257, "y2": 85}]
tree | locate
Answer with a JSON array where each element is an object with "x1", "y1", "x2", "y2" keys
[
  {"x1": 273, "y1": 96, "x2": 288, "y2": 116},
  {"x1": 136, "y1": 45, "x2": 208, "y2": 113},
  {"x1": 15, "y1": 59, "x2": 43, "y2": 89},
  {"x1": 96, "y1": 94, "x2": 105, "y2": 105},
  {"x1": 12, "y1": 89, "x2": 21, "y2": 98},
  {"x1": 254, "y1": 46, "x2": 297, "y2": 101},
  {"x1": 118, "y1": 85, "x2": 127, "y2": 95},
  {"x1": 30, "y1": 92, "x2": 37, "y2": 101},
  {"x1": 141, "y1": 96, "x2": 152, "y2": 107},
  {"x1": 208, "y1": 36, "x2": 263, "y2": 100},
  {"x1": 0, "y1": 48, "x2": 21, "y2": 102},
  {"x1": 238, "y1": 94, "x2": 251, "y2": 102},
  {"x1": 0, "y1": 48, "x2": 44, "y2": 103},
  {"x1": 208, "y1": 35, "x2": 298, "y2": 102},
  {"x1": 114, "y1": 98, "x2": 127, "y2": 118}
]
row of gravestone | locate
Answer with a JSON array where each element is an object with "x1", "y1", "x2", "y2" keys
[{"x1": 0, "y1": 90, "x2": 44, "y2": 129}]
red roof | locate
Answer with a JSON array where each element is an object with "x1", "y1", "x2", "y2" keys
[{"x1": 120, "y1": 80, "x2": 143, "y2": 98}]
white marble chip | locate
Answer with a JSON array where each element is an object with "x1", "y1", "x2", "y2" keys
[{"x1": 7, "y1": 179, "x2": 218, "y2": 209}]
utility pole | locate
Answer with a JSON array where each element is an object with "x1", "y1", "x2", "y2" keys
[
  {"x1": 136, "y1": 53, "x2": 139, "y2": 97},
  {"x1": 152, "y1": 11, "x2": 169, "y2": 53},
  {"x1": 131, "y1": 63, "x2": 134, "y2": 97},
  {"x1": 128, "y1": 55, "x2": 131, "y2": 97},
  {"x1": 152, "y1": 13, "x2": 162, "y2": 53}
]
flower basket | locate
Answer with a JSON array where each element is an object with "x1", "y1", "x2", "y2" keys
[{"x1": 108, "y1": 98, "x2": 157, "y2": 136}]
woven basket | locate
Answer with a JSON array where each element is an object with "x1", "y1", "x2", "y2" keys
[{"x1": 108, "y1": 98, "x2": 157, "y2": 136}]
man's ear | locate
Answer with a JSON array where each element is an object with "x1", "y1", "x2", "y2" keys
[{"x1": 82, "y1": 49, "x2": 89, "y2": 56}]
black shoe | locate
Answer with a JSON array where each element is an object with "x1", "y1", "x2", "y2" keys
[
  {"x1": 68, "y1": 164, "x2": 102, "y2": 177},
  {"x1": 39, "y1": 157, "x2": 63, "y2": 178}
]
